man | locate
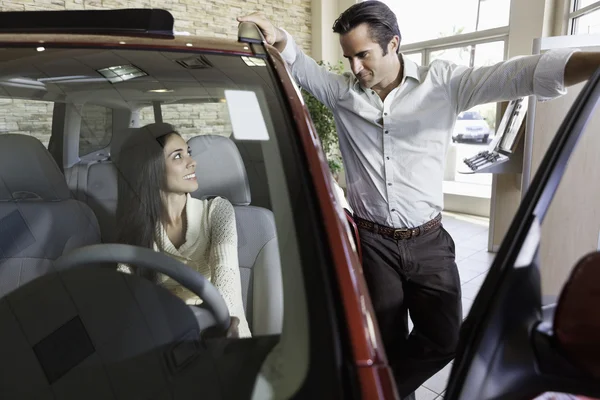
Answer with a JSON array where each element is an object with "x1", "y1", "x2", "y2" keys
[{"x1": 239, "y1": 1, "x2": 600, "y2": 398}]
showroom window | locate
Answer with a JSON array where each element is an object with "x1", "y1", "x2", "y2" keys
[
  {"x1": 569, "y1": 0, "x2": 600, "y2": 34},
  {"x1": 372, "y1": 0, "x2": 510, "y2": 45},
  {"x1": 359, "y1": 0, "x2": 512, "y2": 198}
]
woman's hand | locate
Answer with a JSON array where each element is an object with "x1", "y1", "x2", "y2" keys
[
  {"x1": 226, "y1": 316, "x2": 240, "y2": 338},
  {"x1": 202, "y1": 316, "x2": 241, "y2": 339}
]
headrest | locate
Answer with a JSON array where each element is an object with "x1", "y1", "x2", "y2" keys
[
  {"x1": 0, "y1": 134, "x2": 71, "y2": 201},
  {"x1": 188, "y1": 135, "x2": 251, "y2": 206},
  {"x1": 111, "y1": 123, "x2": 176, "y2": 164}
]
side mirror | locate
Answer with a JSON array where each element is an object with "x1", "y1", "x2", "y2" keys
[{"x1": 554, "y1": 251, "x2": 600, "y2": 379}]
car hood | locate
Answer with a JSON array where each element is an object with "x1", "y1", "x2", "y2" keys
[{"x1": 453, "y1": 119, "x2": 490, "y2": 133}]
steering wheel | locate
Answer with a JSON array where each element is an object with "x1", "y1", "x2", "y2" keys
[{"x1": 53, "y1": 243, "x2": 231, "y2": 332}]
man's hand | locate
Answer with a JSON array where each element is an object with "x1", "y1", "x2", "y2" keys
[{"x1": 237, "y1": 12, "x2": 287, "y2": 52}]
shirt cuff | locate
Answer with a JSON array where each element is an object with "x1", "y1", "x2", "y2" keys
[
  {"x1": 279, "y1": 28, "x2": 297, "y2": 65},
  {"x1": 534, "y1": 48, "x2": 579, "y2": 101}
]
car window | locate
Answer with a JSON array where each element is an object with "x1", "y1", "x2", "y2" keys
[
  {"x1": 79, "y1": 104, "x2": 113, "y2": 155},
  {"x1": 0, "y1": 46, "x2": 340, "y2": 398},
  {"x1": 0, "y1": 99, "x2": 54, "y2": 147},
  {"x1": 138, "y1": 102, "x2": 232, "y2": 141}
]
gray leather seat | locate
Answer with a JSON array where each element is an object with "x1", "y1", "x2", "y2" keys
[
  {"x1": 188, "y1": 135, "x2": 283, "y2": 336},
  {"x1": 0, "y1": 134, "x2": 101, "y2": 297},
  {"x1": 65, "y1": 161, "x2": 118, "y2": 242}
]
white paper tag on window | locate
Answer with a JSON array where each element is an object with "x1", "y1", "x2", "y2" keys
[{"x1": 225, "y1": 90, "x2": 270, "y2": 141}]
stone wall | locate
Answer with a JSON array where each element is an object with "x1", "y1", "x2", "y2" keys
[
  {"x1": 138, "y1": 103, "x2": 232, "y2": 141},
  {"x1": 0, "y1": 0, "x2": 311, "y2": 151}
]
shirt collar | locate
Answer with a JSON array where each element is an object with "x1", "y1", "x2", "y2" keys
[
  {"x1": 401, "y1": 53, "x2": 421, "y2": 83},
  {"x1": 353, "y1": 53, "x2": 421, "y2": 92}
]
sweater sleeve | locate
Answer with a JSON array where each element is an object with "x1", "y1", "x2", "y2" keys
[{"x1": 208, "y1": 197, "x2": 252, "y2": 338}]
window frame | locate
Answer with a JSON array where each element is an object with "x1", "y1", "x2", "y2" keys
[
  {"x1": 568, "y1": 0, "x2": 600, "y2": 34},
  {"x1": 401, "y1": 27, "x2": 509, "y2": 67}
]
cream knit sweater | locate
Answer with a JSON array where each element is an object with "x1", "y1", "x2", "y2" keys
[{"x1": 119, "y1": 195, "x2": 251, "y2": 338}]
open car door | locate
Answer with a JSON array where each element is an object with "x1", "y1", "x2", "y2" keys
[{"x1": 444, "y1": 67, "x2": 600, "y2": 400}]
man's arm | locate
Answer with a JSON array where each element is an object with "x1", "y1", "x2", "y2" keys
[
  {"x1": 237, "y1": 12, "x2": 349, "y2": 110},
  {"x1": 564, "y1": 52, "x2": 600, "y2": 86},
  {"x1": 444, "y1": 49, "x2": 576, "y2": 113},
  {"x1": 237, "y1": 12, "x2": 287, "y2": 51}
]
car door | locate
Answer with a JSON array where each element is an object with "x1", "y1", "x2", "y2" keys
[{"x1": 444, "y1": 67, "x2": 600, "y2": 400}]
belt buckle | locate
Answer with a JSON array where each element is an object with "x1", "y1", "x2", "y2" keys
[{"x1": 393, "y1": 228, "x2": 411, "y2": 240}]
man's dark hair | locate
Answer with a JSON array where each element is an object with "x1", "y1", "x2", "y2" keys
[{"x1": 332, "y1": 1, "x2": 401, "y2": 55}]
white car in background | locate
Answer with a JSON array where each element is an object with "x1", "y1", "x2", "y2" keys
[{"x1": 452, "y1": 110, "x2": 492, "y2": 143}]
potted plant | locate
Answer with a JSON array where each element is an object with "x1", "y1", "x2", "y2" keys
[{"x1": 301, "y1": 60, "x2": 345, "y2": 178}]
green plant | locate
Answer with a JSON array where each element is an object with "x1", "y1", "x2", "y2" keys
[{"x1": 301, "y1": 60, "x2": 345, "y2": 175}]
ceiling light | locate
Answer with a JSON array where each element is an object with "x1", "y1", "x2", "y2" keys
[
  {"x1": 186, "y1": 43, "x2": 193, "y2": 47},
  {"x1": 0, "y1": 78, "x2": 46, "y2": 90},
  {"x1": 36, "y1": 47, "x2": 45, "y2": 52},
  {"x1": 119, "y1": 41, "x2": 126, "y2": 45},
  {"x1": 96, "y1": 64, "x2": 147, "y2": 84},
  {"x1": 37, "y1": 75, "x2": 107, "y2": 84},
  {"x1": 243, "y1": 46, "x2": 249, "y2": 50},
  {"x1": 147, "y1": 89, "x2": 174, "y2": 93}
]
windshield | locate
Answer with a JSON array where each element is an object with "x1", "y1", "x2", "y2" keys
[{"x1": 0, "y1": 45, "x2": 341, "y2": 398}]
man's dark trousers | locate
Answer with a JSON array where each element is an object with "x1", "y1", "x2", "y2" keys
[{"x1": 359, "y1": 219, "x2": 462, "y2": 399}]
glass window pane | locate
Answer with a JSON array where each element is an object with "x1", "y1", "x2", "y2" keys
[
  {"x1": 138, "y1": 103, "x2": 232, "y2": 141},
  {"x1": 373, "y1": 0, "x2": 510, "y2": 45},
  {"x1": 0, "y1": 100, "x2": 54, "y2": 148},
  {"x1": 434, "y1": 41, "x2": 505, "y2": 191},
  {"x1": 403, "y1": 52, "x2": 423, "y2": 66},
  {"x1": 575, "y1": 0, "x2": 600, "y2": 10},
  {"x1": 573, "y1": 8, "x2": 600, "y2": 34},
  {"x1": 477, "y1": 0, "x2": 510, "y2": 30},
  {"x1": 430, "y1": 46, "x2": 473, "y2": 66},
  {"x1": 79, "y1": 104, "x2": 112, "y2": 155}
]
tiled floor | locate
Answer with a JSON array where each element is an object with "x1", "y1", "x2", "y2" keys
[{"x1": 414, "y1": 211, "x2": 495, "y2": 400}]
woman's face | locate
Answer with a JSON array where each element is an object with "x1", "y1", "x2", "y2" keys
[{"x1": 162, "y1": 133, "x2": 198, "y2": 194}]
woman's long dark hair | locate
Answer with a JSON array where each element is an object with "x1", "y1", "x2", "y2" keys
[{"x1": 114, "y1": 123, "x2": 179, "y2": 280}]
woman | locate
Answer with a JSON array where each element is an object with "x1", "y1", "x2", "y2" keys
[{"x1": 114, "y1": 122, "x2": 251, "y2": 338}]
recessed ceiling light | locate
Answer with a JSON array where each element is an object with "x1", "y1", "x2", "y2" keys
[
  {"x1": 186, "y1": 43, "x2": 193, "y2": 47},
  {"x1": 147, "y1": 89, "x2": 174, "y2": 93},
  {"x1": 36, "y1": 47, "x2": 45, "y2": 52},
  {"x1": 243, "y1": 46, "x2": 249, "y2": 50},
  {"x1": 119, "y1": 41, "x2": 126, "y2": 45},
  {"x1": 96, "y1": 64, "x2": 147, "y2": 84}
]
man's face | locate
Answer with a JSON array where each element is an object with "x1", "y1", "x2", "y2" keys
[{"x1": 339, "y1": 23, "x2": 400, "y2": 90}]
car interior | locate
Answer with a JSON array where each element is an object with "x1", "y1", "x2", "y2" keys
[{"x1": 0, "y1": 45, "x2": 353, "y2": 399}]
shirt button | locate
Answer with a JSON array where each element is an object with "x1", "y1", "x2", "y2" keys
[
  {"x1": 371, "y1": 91, "x2": 375, "y2": 95},
  {"x1": 391, "y1": 209, "x2": 396, "y2": 212},
  {"x1": 384, "y1": 112, "x2": 388, "y2": 116},
  {"x1": 388, "y1": 183, "x2": 392, "y2": 186},
  {"x1": 385, "y1": 130, "x2": 389, "y2": 134},
  {"x1": 386, "y1": 156, "x2": 390, "y2": 160}
]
